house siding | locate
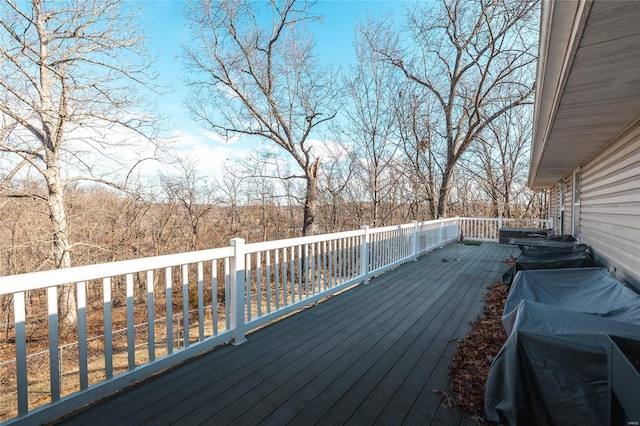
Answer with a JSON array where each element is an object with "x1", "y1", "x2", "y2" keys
[
  {"x1": 549, "y1": 185, "x2": 557, "y2": 234},
  {"x1": 549, "y1": 184, "x2": 563, "y2": 235},
  {"x1": 563, "y1": 175, "x2": 573, "y2": 237},
  {"x1": 579, "y1": 121, "x2": 640, "y2": 288}
]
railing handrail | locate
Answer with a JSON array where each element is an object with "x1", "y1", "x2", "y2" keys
[
  {"x1": 461, "y1": 217, "x2": 551, "y2": 223},
  {"x1": 0, "y1": 246, "x2": 234, "y2": 295},
  {"x1": 244, "y1": 228, "x2": 365, "y2": 254}
]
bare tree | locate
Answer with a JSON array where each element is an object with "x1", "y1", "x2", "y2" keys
[
  {"x1": 0, "y1": 178, "x2": 50, "y2": 276},
  {"x1": 316, "y1": 141, "x2": 356, "y2": 232},
  {"x1": 215, "y1": 161, "x2": 247, "y2": 239},
  {"x1": 160, "y1": 158, "x2": 215, "y2": 251},
  {"x1": 394, "y1": 87, "x2": 441, "y2": 220},
  {"x1": 365, "y1": 0, "x2": 537, "y2": 217},
  {"x1": 342, "y1": 23, "x2": 402, "y2": 227},
  {"x1": 236, "y1": 150, "x2": 297, "y2": 241},
  {"x1": 0, "y1": 0, "x2": 161, "y2": 325},
  {"x1": 184, "y1": 0, "x2": 337, "y2": 236},
  {"x1": 466, "y1": 106, "x2": 531, "y2": 218}
]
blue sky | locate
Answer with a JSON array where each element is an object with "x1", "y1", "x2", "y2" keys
[{"x1": 137, "y1": 1, "x2": 411, "y2": 175}]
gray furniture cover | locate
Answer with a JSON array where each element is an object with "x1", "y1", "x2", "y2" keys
[
  {"x1": 502, "y1": 268, "x2": 640, "y2": 334},
  {"x1": 502, "y1": 245, "x2": 594, "y2": 286},
  {"x1": 484, "y1": 268, "x2": 640, "y2": 425}
]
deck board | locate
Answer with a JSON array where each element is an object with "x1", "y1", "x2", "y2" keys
[
  {"x1": 373, "y1": 253, "x2": 489, "y2": 425},
  {"x1": 54, "y1": 242, "x2": 517, "y2": 426}
]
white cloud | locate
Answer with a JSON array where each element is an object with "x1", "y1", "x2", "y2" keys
[
  {"x1": 307, "y1": 137, "x2": 353, "y2": 163},
  {"x1": 199, "y1": 129, "x2": 241, "y2": 145},
  {"x1": 163, "y1": 128, "x2": 252, "y2": 178},
  {"x1": 45, "y1": 122, "x2": 255, "y2": 186}
]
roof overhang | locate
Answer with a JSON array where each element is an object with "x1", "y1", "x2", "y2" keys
[{"x1": 529, "y1": 0, "x2": 640, "y2": 189}]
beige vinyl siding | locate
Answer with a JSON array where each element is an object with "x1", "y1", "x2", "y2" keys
[
  {"x1": 580, "y1": 121, "x2": 640, "y2": 287},
  {"x1": 549, "y1": 186, "x2": 558, "y2": 234},
  {"x1": 563, "y1": 176, "x2": 573, "y2": 236},
  {"x1": 550, "y1": 184, "x2": 563, "y2": 235}
]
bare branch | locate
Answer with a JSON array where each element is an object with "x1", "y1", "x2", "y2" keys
[
  {"x1": 184, "y1": 0, "x2": 337, "y2": 235},
  {"x1": 363, "y1": 0, "x2": 538, "y2": 216}
]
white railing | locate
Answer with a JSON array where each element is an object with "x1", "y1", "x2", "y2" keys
[
  {"x1": 458, "y1": 217, "x2": 553, "y2": 242},
  {"x1": 0, "y1": 218, "x2": 457, "y2": 424},
  {"x1": 0, "y1": 216, "x2": 544, "y2": 424}
]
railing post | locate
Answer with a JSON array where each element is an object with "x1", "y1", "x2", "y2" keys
[
  {"x1": 360, "y1": 226, "x2": 370, "y2": 284},
  {"x1": 412, "y1": 220, "x2": 419, "y2": 260},
  {"x1": 126, "y1": 273, "x2": 135, "y2": 370},
  {"x1": 47, "y1": 286, "x2": 60, "y2": 402},
  {"x1": 439, "y1": 217, "x2": 444, "y2": 248},
  {"x1": 230, "y1": 238, "x2": 247, "y2": 345},
  {"x1": 15, "y1": 291, "x2": 27, "y2": 416}
]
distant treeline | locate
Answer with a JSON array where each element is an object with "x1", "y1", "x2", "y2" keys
[{"x1": 0, "y1": 180, "x2": 547, "y2": 277}]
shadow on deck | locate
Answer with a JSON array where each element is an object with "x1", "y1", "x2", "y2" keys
[{"x1": 53, "y1": 243, "x2": 518, "y2": 426}]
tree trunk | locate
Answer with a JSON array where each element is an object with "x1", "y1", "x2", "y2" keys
[
  {"x1": 302, "y1": 179, "x2": 317, "y2": 236},
  {"x1": 427, "y1": 150, "x2": 437, "y2": 220},
  {"x1": 491, "y1": 189, "x2": 500, "y2": 218},
  {"x1": 504, "y1": 191, "x2": 512, "y2": 218},
  {"x1": 436, "y1": 164, "x2": 455, "y2": 218},
  {"x1": 46, "y1": 167, "x2": 77, "y2": 327},
  {"x1": 302, "y1": 161, "x2": 319, "y2": 236},
  {"x1": 372, "y1": 176, "x2": 379, "y2": 227}
]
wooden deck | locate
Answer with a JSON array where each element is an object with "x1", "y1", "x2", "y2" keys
[{"x1": 53, "y1": 243, "x2": 517, "y2": 426}]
